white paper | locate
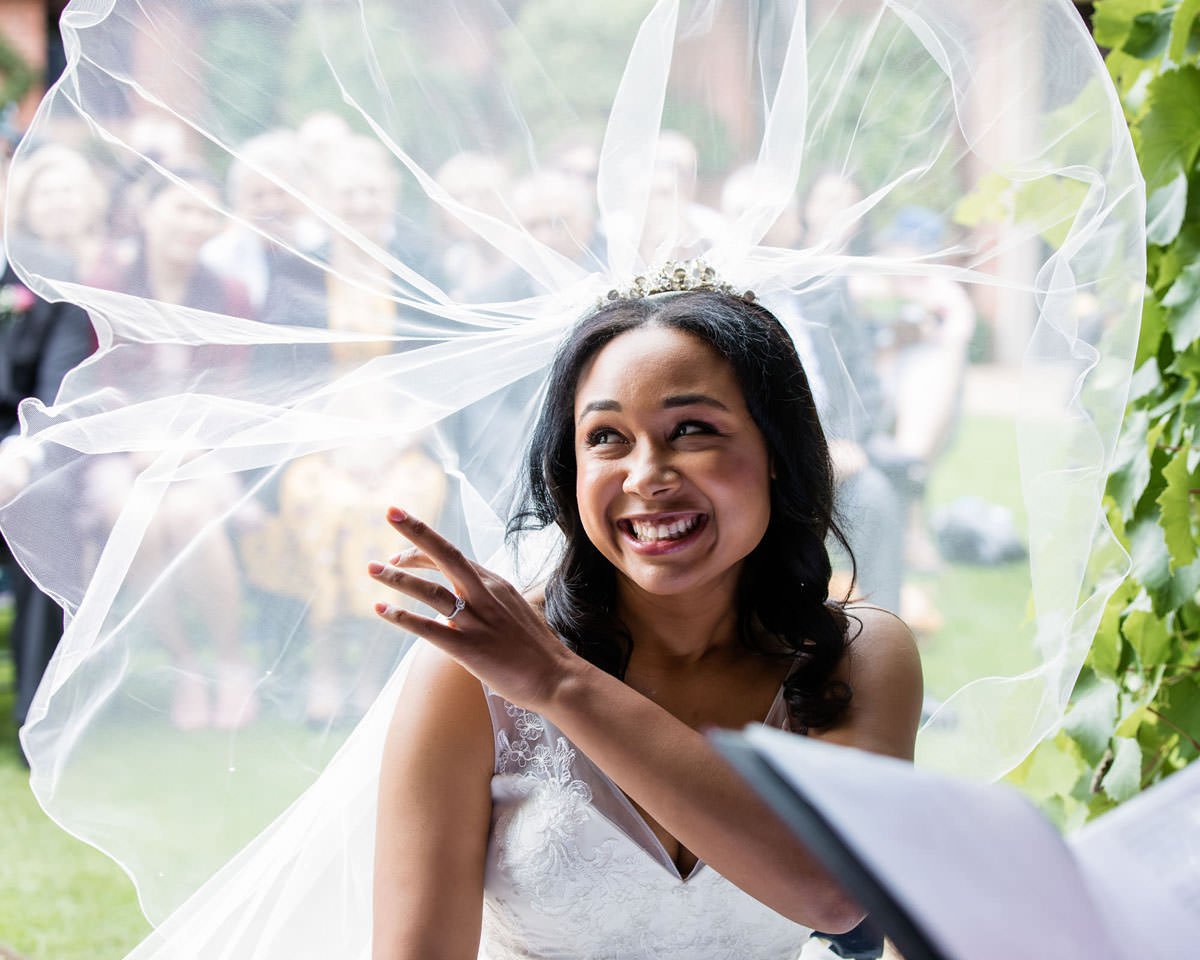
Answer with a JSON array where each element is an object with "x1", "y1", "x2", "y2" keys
[
  {"x1": 1069, "y1": 762, "x2": 1200, "y2": 959},
  {"x1": 741, "y1": 726, "x2": 1126, "y2": 960}
]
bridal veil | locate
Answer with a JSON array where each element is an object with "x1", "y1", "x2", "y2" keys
[{"x1": 1, "y1": 0, "x2": 1142, "y2": 952}]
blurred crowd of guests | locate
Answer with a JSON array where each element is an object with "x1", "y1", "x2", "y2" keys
[
  {"x1": 0, "y1": 111, "x2": 974, "y2": 737},
  {"x1": 0, "y1": 142, "x2": 93, "y2": 744}
]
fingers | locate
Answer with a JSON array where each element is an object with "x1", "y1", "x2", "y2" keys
[
  {"x1": 368, "y1": 561, "x2": 461, "y2": 617},
  {"x1": 373, "y1": 601, "x2": 464, "y2": 648},
  {"x1": 388, "y1": 547, "x2": 437, "y2": 570},
  {"x1": 387, "y1": 507, "x2": 482, "y2": 594}
]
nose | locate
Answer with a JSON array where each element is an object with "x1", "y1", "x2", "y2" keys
[{"x1": 622, "y1": 442, "x2": 680, "y2": 499}]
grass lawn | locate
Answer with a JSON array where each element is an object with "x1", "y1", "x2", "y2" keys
[
  {"x1": 919, "y1": 412, "x2": 1037, "y2": 695},
  {"x1": 0, "y1": 656, "x2": 151, "y2": 960}
]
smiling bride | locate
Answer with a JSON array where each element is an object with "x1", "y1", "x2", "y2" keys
[{"x1": 368, "y1": 282, "x2": 923, "y2": 959}]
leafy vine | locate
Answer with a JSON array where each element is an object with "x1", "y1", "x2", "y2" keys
[{"x1": 1008, "y1": 0, "x2": 1200, "y2": 825}]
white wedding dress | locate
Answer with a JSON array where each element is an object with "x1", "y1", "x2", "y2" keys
[{"x1": 481, "y1": 689, "x2": 822, "y2": 959}]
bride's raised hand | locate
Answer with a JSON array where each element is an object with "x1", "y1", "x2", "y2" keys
[{"x1": 368, "y1": 506, "x2": 578, "y2": 710}]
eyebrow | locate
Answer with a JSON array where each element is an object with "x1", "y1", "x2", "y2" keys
[
  {"x1": 578, "y1": 399, "x2": 621, "y2": 419},
  {"x1": 577, "y1": 394, "x2": 730, "y2": 420},
  {"x1": 664, "y1": 393, "x2": 729, "y2": 411}
]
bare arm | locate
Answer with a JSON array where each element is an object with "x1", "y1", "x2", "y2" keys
[
  {"x1": 537, "y1": 605, "x2": 921, "y2": 931},
  {"x1": 373, "y1": 643, "x2": 494, "y2": 960},
  {"x1": 371, "y1": 511, "x2": 923, "y2": 933}
]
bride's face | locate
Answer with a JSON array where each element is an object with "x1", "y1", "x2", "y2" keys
[{"x1": 573, "y1": 324, "x2": 772, "y2": 600}]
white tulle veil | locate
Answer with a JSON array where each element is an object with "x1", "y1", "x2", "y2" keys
[{"x1": 1, "y1": 0, "x2": 1142, "y2": 953}]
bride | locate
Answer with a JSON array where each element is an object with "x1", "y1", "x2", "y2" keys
[{"x1": 369, "y1": 286, "x2": 921, "y2": 957}]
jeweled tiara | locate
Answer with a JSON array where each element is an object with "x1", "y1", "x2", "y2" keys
[{"x1": 600, "y1": 259, "x2": 755, "y2": 306}]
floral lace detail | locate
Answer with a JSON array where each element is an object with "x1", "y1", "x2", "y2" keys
[
  {"x1": 493, "y1": 704, "x2": 610, "y2": 910},
  {"x1": 504, "y1": 701, "x2": 545, "y2": 741},
  {"x1": 481, "y1": 693, "x2": 811, "y2": 960}
]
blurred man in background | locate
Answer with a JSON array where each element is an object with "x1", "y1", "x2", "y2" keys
[{"x1": 0, "y1": 141, "x2": 94, "y2": 750}]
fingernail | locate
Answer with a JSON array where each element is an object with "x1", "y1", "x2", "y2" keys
[
  {"x1": 387, "y1": 507, "x2": 407, "y2": 523},
  {"x1": 367, "y1": 562, "x2": 385, "y2": 575},
  {"x1": 374, "y1": 601, "x2": 393, "y2": 616}
]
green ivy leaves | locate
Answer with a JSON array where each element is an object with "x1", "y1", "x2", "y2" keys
[
  {"x1": 1158, "y1": 444, "x2": 1199, "y2": 567},
  {"x1": 1012, "y1": 0, "x2": 1200, "y2": 823},
  {"x1": 1162, "y1": 260, "x2": 1200, "y2": 348},
  {"x1": 1146, "y1": 170, "x2": 1188, "y2": 245},
  {"x1": 1093, "y1": 0, "x2": 1162, "y2": 51},
  {"x1": 1137, "y1": 68, "x2": 1200, "y2": 191},
  {"x1": 1169, "y1": 0, "x2": 1200, "y2": 59}
]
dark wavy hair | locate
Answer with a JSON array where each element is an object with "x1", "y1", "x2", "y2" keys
[{"x1": 508, "y1": 290, "x2": 854, "y2": 730}]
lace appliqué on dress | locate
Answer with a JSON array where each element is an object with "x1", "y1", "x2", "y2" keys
[
  {"x1": 492, "y1": 705, "x2": 620, "y2": 908},
  {"x1": 481, "y1": 696, "x2": 811, "y2": 960}
]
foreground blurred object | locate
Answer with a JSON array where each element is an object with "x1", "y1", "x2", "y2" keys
[
  {"x1": 717, "y1": 726, "x2": 1200, "y2": 960},
  {"x1": 0, "y1": 0, "x2": 1142, "y2": 948}
]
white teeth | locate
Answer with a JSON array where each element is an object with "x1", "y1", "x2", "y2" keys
[{"x1": 628, "y1": 515, "x2": 701, "y2": 542}]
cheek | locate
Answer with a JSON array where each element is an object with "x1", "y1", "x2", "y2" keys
[
  {"x1": 574, "y1": 458, "x2": 605, "y2": 519},
  {"x1": 574, "y1": 457, "x2": 620, "y2": 547},
  {"x1": 715, "y1": 450, "x2": 772, "y2": 532}
]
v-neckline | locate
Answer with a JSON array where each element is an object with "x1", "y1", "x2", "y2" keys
[
  {"x1": 595, "y1": 769, "x2": 707, "y2": 882},
  {"x1": 585, "y1": 681, "x2": 790, "y2": 883}
]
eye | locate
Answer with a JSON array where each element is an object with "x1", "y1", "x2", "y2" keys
[
  {"x1": 670, "y1": 420, "x2": 719, "y2": 440},
  {"x1": 585, "y1": 426, "x2": 626, "y2": 447}
]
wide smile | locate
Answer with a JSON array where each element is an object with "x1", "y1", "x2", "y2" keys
[{"x1": 616, "y1": 511, "x2": 709, "y2": 556}]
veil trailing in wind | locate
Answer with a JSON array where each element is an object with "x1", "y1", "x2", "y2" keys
[{"x1": 2, "y1": 0, "x2": 1142, "y2": 953}]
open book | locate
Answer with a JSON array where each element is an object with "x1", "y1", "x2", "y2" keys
[{"x1": 712, "y1": 726, "x2": 1200, "y2": 960}]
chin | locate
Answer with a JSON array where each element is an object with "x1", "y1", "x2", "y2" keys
[{"x1": 617, "y1": 561, "x2": 741, "y2": 602}]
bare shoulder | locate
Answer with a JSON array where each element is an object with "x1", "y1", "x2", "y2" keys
[
  {"x1": 812, "y1": 604, "x2": 923, "y2": 760},
  {"x1": 844, "y1": 604, "x2": 921, "y2": 674},
  {"x1": 383, "y1": 642, "x2": 493, "y2": 776}
]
